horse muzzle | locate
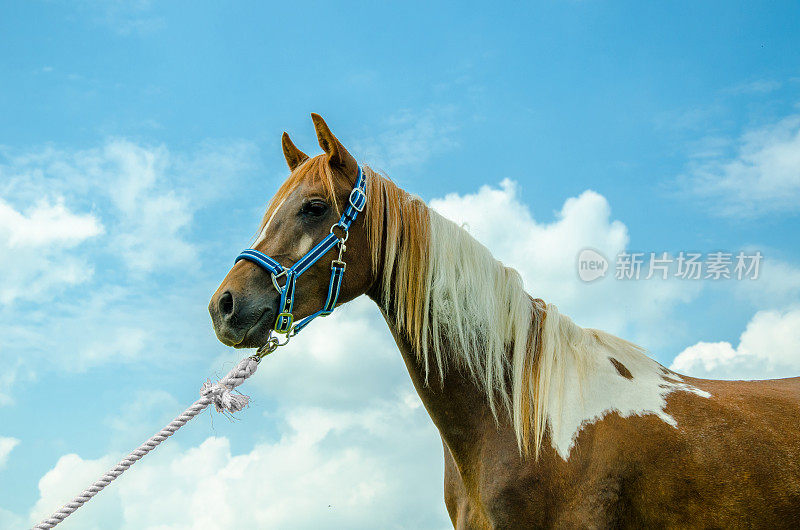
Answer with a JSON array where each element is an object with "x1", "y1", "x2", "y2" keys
[{"x1": 208, "y1": 287, "x2": 277, "y2": 348}]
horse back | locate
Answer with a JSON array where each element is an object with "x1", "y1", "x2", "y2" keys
[{"x1": 566, "y1": 375, "x2": 800, "y2": 527}]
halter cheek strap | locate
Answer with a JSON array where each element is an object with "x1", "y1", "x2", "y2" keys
[{"x1": 235, "y1": 166, "x2": 366, "y2": 337}]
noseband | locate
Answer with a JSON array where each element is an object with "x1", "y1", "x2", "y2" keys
[{"x1": 235, "y1": 166, "x2": 367, "y2": 342}]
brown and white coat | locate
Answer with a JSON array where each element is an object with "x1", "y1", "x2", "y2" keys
[{"x1": 210, "y1": 115, "x2": 800, "y2": 529}]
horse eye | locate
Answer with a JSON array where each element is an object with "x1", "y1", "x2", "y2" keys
[{"x1": 300, "y1": 200, "x2": 328, "y2": 217}]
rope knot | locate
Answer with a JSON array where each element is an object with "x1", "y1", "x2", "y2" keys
[
  {"x1": 199, "y1": 357, "x2": 259, "y2": 413},
  {"x1": 200, "y1": 380, "x2": 250, "y2": 413}
]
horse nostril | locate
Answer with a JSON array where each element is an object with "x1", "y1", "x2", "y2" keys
[{"x1": 218, "y1": 291, "x2": 234, "y2": 319}]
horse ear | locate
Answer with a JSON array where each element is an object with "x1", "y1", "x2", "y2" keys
[
  {"x1": 281, "y1": 132, "x2": 309, "y2": 171},
  {"x1": 310, "y1": 113, "x2": 357, "y2": 171}
]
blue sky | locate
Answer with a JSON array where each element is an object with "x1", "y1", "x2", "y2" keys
[{"x1": 2, "y1": 1, "x2": 800, "y2": 528}]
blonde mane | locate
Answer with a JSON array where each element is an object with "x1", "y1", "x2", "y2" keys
[
  {"x1": 264, "y1": 161, "x2": 649, "y2": 457},
  {"x1": 362, "y1": 165, "x2": 552, "y2": 455}
]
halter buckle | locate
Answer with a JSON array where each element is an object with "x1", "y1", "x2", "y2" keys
[
  {"x1": 349, "y1": 187, "x2": 366, "y2": 212},
  {"x1": 274, "y1": 312, "x2": 293, "y2": 333}
]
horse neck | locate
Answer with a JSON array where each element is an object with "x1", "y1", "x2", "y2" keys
[
  {"x1": 368, "y1": 293, "x2": 498, "y2": 459},
  {"x1": 361, "y1": 185, "x2": 529, "y2": 460}
]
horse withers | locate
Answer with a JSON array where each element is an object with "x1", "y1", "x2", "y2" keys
[{"x1": 209, "y1": 114, "x2": 800, "y2": 528}]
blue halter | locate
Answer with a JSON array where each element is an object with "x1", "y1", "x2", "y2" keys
[{"x1": 235, "y1": 166, "x2": 367, "y2": 336}]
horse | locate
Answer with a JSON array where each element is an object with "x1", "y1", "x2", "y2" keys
[{"x1": 209, "y1": 114, "x2": 800, "y2": 528}]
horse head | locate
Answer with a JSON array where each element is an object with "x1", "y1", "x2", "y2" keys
[{"x1": 209, "y1": 114, "x2": 374, "y2": 349}]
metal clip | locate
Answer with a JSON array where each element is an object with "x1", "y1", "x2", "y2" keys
[
  {"x1": 252, "y1": 336, "x2": 278, "y2": 361},
  {"x1": 251, "y1": 331, "x2": 292, "y2": 361}
]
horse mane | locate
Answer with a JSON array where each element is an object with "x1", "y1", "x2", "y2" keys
[
  {"x1": 263, "y1": 160, "x2": 647, "y2": 458},
  {"x1": 362, "y1": 166, "x2": 653, "y2": 457},
  {"x1": 363, "y1": 166, "x2": 538, "y2": 453}
]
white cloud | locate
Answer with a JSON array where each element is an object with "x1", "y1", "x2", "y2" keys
[
  {"x1": 684, "y1": 113, "x2": 800, "y2": 216},
  {"x1": 28, "y1": 401, "x2": 448, "y2": 529},
  {"x1": 430, "y1": 179, "x2": 701, "y2": 346},
  {"x1": 239, "y1": 298, "x2": 406, "y2": 410},
  {"x1": 0, "y1": 436, "x2": 20, "y2": 469},
  {"x1": 78, "y1": 0, "x2": 165, "y2": 36},
  {"x1": 732, "y1": 255, "x2": 800, "y2": 309},
  {"x1": 30, "y1": 452, "x2": 120, "y2": 529},
  {"x1": 0, "y1": 197, "x2": 101, "y2": 304},
  {"x1": 0, "y1": 357, "x2": 34, "y2": 407},
  {"x1": 0, "y1": 197, "x2": 101, "y2": 248},
  {"x1": 0, "y1": 282, "x2": 216, "y2": 375},
  {"x1": 72, "y1": 140, "x2": 196, "y2": 273},
  {"x1": 104, "y1": 389, "x2": 181, "y2": 451},
  {"x1": 353, "y1": 106, "x2": 459, "y2": 170},
  {"x1": 724, "y1": 79, "x2": 782, "y2": 95},
  {"x1": 671, "y1": 307, "x2": 800, "y2": 379},
  {"x1": 76, "y1": 327, "x2": 149, "y2": 370},
  {"x1": 1, "y1": 138, "x2": 258, "y2": 276},
  {"x1": 0, "y1": 138, "x2": 259, "y2": 400},
  {"x1": 0, "y1": 507, "x2": 24, "y2": 529}
]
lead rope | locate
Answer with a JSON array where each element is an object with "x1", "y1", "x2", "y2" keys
[{"x1": 33, "y1": 340, "x2": 281, "y2": 529}]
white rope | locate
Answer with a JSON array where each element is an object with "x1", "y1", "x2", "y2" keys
[{"x1": 33, "y1": 356, "x2": 261, "y2": 529}]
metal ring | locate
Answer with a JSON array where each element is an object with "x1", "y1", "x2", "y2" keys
[{"x1": 329, "y1": 223, "x2": 349, "y2": 243}]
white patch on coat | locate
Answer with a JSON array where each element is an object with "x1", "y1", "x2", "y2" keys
[
  {"x1": 296, "y1": 234, "x2": 314, "y2": 256},
  {"x1": 254, "y1": 196, "x2": 288, "y2": 247},
  {"x1": 540, "y1": 326, "x2": 711, "y2": 460},
  {"x1": 422, "y1": 209, "x2": 710, "y2": 458}
]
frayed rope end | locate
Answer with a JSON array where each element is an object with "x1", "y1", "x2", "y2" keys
[{"x1": 200, "y1": 357, "x2": 260, "y2": 413}]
